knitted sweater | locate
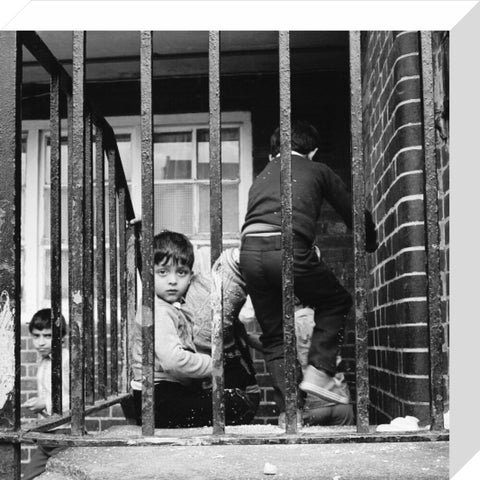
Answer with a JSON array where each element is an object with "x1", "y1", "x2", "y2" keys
[
  {"x1": 131, "y1": 297, "x2": 212, "y2": 387},
  {"x1": 242, "y1": 154, "x2": 352, "y2": 244}
]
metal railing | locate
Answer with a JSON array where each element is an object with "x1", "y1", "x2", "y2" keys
[{"x1": 0, "y1": 30, "x2": 448, "y2": 480}]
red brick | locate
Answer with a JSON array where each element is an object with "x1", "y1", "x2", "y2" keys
[
  {"x1": 256, "y1": 373, "x2": 273, "y2": 388},
  {"x1": 85, "y1": 419, "x2": 100, "y2": 431},
  {"x1": 387, "y1": 324, "x2": 429, "y2": 349},
  {"x1": 21, "y1": 379, "x2": 37, "y2": 390},
  {"x1": 401, "y1": 351, "x2": 429, "y2": 375},
  {"x1": 21, "y1": 351, "x2": 37, "y2": 363},
  {"x1": 99, "y1": 418, "x2": 128, "y2": 430},
  {"x1": 397, "y1": 376, "x2": 430, "y2": 403}
]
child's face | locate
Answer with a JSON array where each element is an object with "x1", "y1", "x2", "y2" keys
[
  {"x1": 31, "y1": 328, "x2": 52, "y2": 358},
  {"x1": 154, "y1": 259, "x2": 192, "y2": 303}
]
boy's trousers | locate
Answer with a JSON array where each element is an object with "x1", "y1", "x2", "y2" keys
[{"x1": 240, "y1": 234, "x2": 352, "y2": 375}]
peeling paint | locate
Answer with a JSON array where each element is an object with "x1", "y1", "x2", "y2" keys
[
  {"x1": 0, "y1": 291, "x2": 15, "y2": 410},
  {"x1": 72, "y1": 290, "x2": 82, "y2": 305}
]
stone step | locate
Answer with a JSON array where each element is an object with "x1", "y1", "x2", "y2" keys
[{"x1": 36, "y1": 425, "x2": 449, "y2": 480}]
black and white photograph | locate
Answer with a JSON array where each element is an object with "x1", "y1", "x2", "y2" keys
[{"x1": 0, "y1": 1, "x2": 477, "y2": 479}]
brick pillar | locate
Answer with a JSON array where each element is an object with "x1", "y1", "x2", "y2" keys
[{"x1": 362, "y1": 31, "x2": 431, "y2": 424}]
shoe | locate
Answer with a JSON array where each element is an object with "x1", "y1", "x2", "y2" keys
[
  {"x1": 278, "y1": 410, "x2": 303, "y2": 429},
  {"x1": 299, "y1": 365, "x2": 349, "y2": 404}
]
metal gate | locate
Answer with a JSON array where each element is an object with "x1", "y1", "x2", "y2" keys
[{"x1": 0, "y1": 30, "x2": 447, "y2": 479}]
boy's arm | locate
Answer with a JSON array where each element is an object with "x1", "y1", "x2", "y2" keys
[
  {"x1": 320, "y1": 164, "x2": 378, "y2": 253},
  {"x1": 319, "y1": 164, "x2": 353, "y2": 229},
  {"x1": 155, "y1": 305, "x2": 212, "y2": 379}
]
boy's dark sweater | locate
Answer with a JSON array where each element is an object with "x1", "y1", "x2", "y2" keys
[
  {"x1": 243, "y1": 154, "x2": 353, "y2": 244},
  {"x1": 242, "y1": 154, "x2": 377, "y2": 249}
]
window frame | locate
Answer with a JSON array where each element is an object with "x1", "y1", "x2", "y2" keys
[{"x1": 20, "y1": 112, "x2": 252, "y2": 319}]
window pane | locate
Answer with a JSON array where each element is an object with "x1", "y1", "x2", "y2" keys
[
  {"x1": 154, "y1": 132, "x2": 192, "y2": 180},
  {"x1": 115, "y1": 134, "x2": 132, "y2": 181},
  {"x1": 44, "y1": 134, "x2": 132, "y2": 184},
  {"x1": 43, "y1": 185, "x2": 113, "y2": 243},
  {"x1": 197, "y1": 128, "x2": 240, "y2": 180},
  {"x1": 154, "y1": 183, "x2": 193, "y2": 235},
  {"x1": 198, "y1": 183, "x2": 239, "y2": 233}
]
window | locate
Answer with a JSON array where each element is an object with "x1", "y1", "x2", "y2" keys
[
  {"x1": 20, "y1": 112, "x2": 252, "y2": 318},
  {"x1": 153, "y1": 127, "x2": 240, "y2": 235}
]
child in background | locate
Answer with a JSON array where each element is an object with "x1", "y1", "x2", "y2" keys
[
  {"x1": 293, "y1": 306, "x2": 354, "y2": 427},
  {"x1": 240, "y1": 120, "x2": 377, "y2": 419},
  {"x1": 185, "y1": 247, "x2": 260, "y2": 417},
  {"x1": 130, "y1": 231, "x2": 255, "y2": 428},
  {"x1": 23, "y1": 308, "x2": 70, "y2": 480}
]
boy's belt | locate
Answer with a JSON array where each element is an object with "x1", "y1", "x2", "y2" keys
[{"x1": 242, "y1": 233, "x2": 312, "y2": 250}]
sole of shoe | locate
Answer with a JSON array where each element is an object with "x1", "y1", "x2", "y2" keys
[{"x1": 299, "y1": 380, "x2": 350, "y2": 404}]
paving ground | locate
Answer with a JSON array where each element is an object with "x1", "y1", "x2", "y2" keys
[{"x1": 37, "y1": 425, "x2": 449, "y2": 480}]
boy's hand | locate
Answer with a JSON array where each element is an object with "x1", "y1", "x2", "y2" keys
[
  {"x1": 22, "y1": 397, "x2": 46, "y2": 413},
  {"x1": 365, "y1": 210, "x2": 379, "y2": 253}
]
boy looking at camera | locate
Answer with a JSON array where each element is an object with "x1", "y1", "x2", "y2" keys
[
  {"x1": 23, "y1": 309, "x2": 69, "y2": 480},
  {"x1": 131, "y1": 230, "x2": 255, "y2": 428}
]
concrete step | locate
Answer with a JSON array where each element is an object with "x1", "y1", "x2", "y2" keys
[{"x1": 36, "y1": 425, "x2": 448, "y2": 480}]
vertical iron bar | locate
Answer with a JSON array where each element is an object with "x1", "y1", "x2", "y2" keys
[
  {"x1": 140, "y1": 30, "x2": 155, "y2": 436},
  {"x1": 279, "y1": 31, "x2": 297, "y2": 434},
  {"x1": 125, "y1": 221, "x2": 137, "y2": 391},
  {"x1": 84, "y1": 112, "x2": 95, "y2": 405},
  {"x1": 69, "y1": 30, "x2": 86, "y2": 435},
  {"x1": 118, "y1": 179, "x2": 127, "y2": 393},
  {"x1": 95, "y1": 126, "x2": 107, "y2": 399},
  {"x1": 209, "y1": 30, "x2": 225, "y2": 436},
  {"x1": 0, "y1": 31, "x2": 22, "y2": 480},
  {"x1": 349, "y1": 31, "x2": 369, "y2": 433},
  {"x1": 50, "y1": 70, "x2": 63, "y2": 415},
  {"x1": 420, "y1": 31, "x2": 444, "y2": 431},
  {"x1": 108, "y1": 141, "x2": 118, "y2": 395},
  {"x1": 67, "y1": 90, "x2": 73, "y2": 414}
]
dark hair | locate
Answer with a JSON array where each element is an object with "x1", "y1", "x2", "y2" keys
[
  {"x1": 153, "y1": 230, "x2": 194, "y2": 269},
  {"x1": 270, "y1": 120, "x2": 320, "y2": 157},
  {"x1": 29, "y1": 308, "x2": 67, "y2": 337}
]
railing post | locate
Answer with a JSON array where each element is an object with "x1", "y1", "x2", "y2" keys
[
  {"x1": 209, "y1": 30, "x2": 225, "y2": 435},
  {"x1": 278, "y1": 31, "x2": 297, "y2": 434},
  {"x1": 95, "y1": 126, "x2": 108, "y2": 400},
  {"x1": 69, "y1": 30, "x2": 86, "y2": 435},
  {"x1": 118, "y1": 177, "x2": 128, "y2": 393},
  {"x1": 108, "y1": 140, "x2": 119, "y2": 396},
  {"x1": 84, "y1": 111, "x2": 95, "y2": 405},
  {"x1": 349, "y1": 31, "x2": 370, "y2": 433},
  {"x1": 140, "y1": 30, "x2": 155, "y2": 436},
  {"x1": 50, "y1": 69, "x2": 64, "y2": 415},
  {"x1": 125, "y1": 221, "x2": 137, "y2": 391},
  {"x1": 420, "y1": 31, "x2": 445, "y2": 431},
  {"x1": 0, "y1": 30, "x2": 22, "y2": 480}
]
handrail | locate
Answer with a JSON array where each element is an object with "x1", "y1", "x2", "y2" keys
[
  {"x1": 18, "y1": 30, "x2": 139, "y2": 434},
  {"x1": 20, "y1": 31, "x2": 136, "y2": 221}
]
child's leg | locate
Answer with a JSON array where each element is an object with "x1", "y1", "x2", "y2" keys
[
  {"x1": 294, "y1": 247, "x2": 352, "y2": 375},
  {"x1": 134, "y1": 382, "x2": 257, "y2": 428},
  {"x1": 239, "y1": 236, "x2": 284, "y2": 363},
  {"x1": 240, "y1": 236, "x2": 305, "y2": 414}
]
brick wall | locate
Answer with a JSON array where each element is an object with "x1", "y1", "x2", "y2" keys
[
  {"x1": 432, "y1": 31, "x2": 449, "y2": 405},
  {"x1": 362, "y1": 31, "x2": 431, "y2": 424}
]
